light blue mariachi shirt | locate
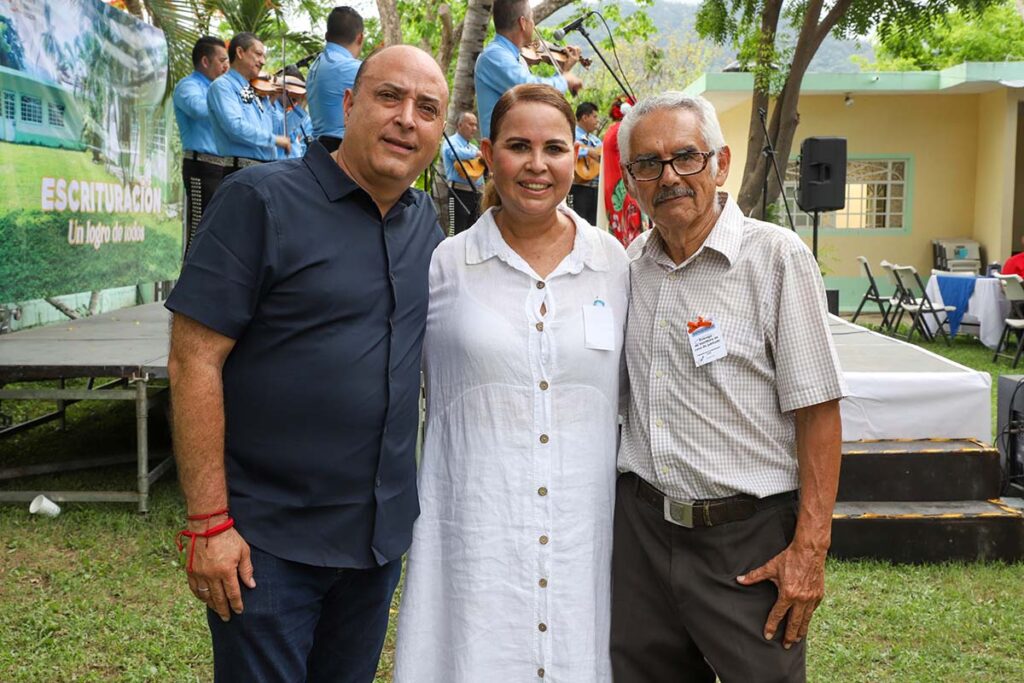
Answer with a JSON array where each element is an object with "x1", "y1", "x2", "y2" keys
[
  {"x1": 306, "y1": 42, "x2": 361, "y2": 140},
  {"x1": 207, "y1": 68, "x2": 278, "y2": 161},
  {"x1": 474, "y1": 34, "x2": 567, "y2": 140},
  {"x1": 442, "y1": 132, "x2": 483, "y2": 187},
  {"x1": 287, "y1": 105, "x2": 314, "y2": 158},
  {"x1": 575, "y1": 125, "x2": 602, "y2": 157},
  {"x1": 172, "y1": 71, "x2": 217, "y2": 154}
]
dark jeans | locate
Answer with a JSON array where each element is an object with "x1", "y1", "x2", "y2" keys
[
  {"x1": 207, "y1": 545, "x2": 402, "y2": 683},
  {"x1": 611, "y1": 473, "x2": 805, "y2": 683},
  {"x1": 181, "y1": 157, "x2": 226, "y2": 255},
  {"x1": 569, "y1": 183, "x2": 599, "y2": 225}
]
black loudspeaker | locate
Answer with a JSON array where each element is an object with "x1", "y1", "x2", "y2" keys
[{"x1": 797, "y1": 137, "x2": 847, "y2": 212}]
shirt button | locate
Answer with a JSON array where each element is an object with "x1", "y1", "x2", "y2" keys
[
  {"x1": 536, "y1": 281, "x2": 545, "y2": 289},
  {"x1": 389, "y1": 272, "x2": 396, "y2": 282},
  {"x1": 655, "y1": 370, "x2": 664, "y2": 379},
  {"x1": 539, "y1": 535, "x2": 549, "y2": 545},
  {"x1": 538, "y1": 487, "x2": 548, "y2": 496},
  {"x1": 539, "y1": 578, "x2": 548, "y2": 588},
  {"x1": 659, "y1": 320, "x2": 668, "y2": 328},
  {"x1": 375, "y1": 477, "x2": 382, "y2": 487},
  {"x1": 539, "y1": 380, "x2": 549, "y2": 390},
  {"x1": 539, "y1": 434, "x2": 549, "y2": 444},
  {"x1": 656, "y1": 418, "x2": 664, "y2": 428},
  {"x1": 538, "y1": 623, "x2": 547, "y2": 632},
  {"x1": 538, "y1": 669, "x2": 545, "y2": 678},
  {"x1": 535, "y1": 322, "x2": 544, "y2": 332}
]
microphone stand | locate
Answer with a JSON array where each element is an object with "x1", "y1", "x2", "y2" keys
[
  {"x1": 758, "y1": 107, "x2": 796, "y2": 232},
  {"x1": 564, "y1": 24, "x2": 634, "y2": 103}
]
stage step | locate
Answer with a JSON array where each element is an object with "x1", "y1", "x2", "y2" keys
[
  {"x1": 830, "y1": 500, "x2": 1024, "y2": 563},
  {"x1": 838, "y1": 439, "x2": 1001, "y2": 502}
]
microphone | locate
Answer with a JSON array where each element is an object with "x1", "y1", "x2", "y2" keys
[{"x1": 552, "y1": 11, "x2": 592, "y2": 41}]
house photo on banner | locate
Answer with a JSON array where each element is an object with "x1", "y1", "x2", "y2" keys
[{"x1": 0, "y1": 0, "x2": 179, "y2": 327}]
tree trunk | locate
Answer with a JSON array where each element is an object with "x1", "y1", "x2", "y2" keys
[
  {"x1": 437, "y1": 4, "x2": 455, "y2": 74},
  {"x1": 45, "y1": 297, "x2": 80, "y2": 320},
  {"x1": 446, "y1": 0, "x2": 493, "y2": 135},
  {"x1": 376, "y1": 0, "x2": 403, "y2": 46},
  {"x1": 737, "y1": 0, "x2": 853, "y2": 219},
  {"x1": 735, "y1": 0, "x2": 782, "y2": 216},
  {"x1": 123, "y1": 0, "x2": 144, "y2": 19}
]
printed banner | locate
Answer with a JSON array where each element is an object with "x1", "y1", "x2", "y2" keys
[{"x1": 0, "y1": 0, "x2": 180, "y2": 303}]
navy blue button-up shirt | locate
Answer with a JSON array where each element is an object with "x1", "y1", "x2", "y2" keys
[{"x1": 166, "y1": 141, "x2": 444, "y2": 567}]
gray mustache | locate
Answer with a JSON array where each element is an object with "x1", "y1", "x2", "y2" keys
[{"x1": 654, "y1": 186, "x2": 695, "y2": 205}]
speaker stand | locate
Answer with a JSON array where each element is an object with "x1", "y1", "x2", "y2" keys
[{"x1": 812, "y1": 210, "x2": 820, "y2": 261}]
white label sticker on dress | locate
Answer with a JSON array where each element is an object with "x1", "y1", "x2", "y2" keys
[
  {"x1": 687, "y1": 316, "x2": 727, "y2": 367},
  {"x1": 583, "y1": 304, "x2": 615, "y2": 351}
]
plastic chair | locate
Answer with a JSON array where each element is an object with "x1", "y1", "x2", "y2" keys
[
  {"x1": 993, "y1": 274, "x2": 1024, "y2": 367},
  {"x1": 878, "y1": 260, "x2": 911, "y2": 334},
  {"x1": 893, "y1": 265, "x2": 954, "y2": 345}
]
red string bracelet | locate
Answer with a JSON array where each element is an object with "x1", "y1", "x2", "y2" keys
[
  {"x1": 186, "y1": 508, "x2": 229, "y2": 521},
  {"x1": 176, "y1": 517, "x2": 235, "y2": 574}
]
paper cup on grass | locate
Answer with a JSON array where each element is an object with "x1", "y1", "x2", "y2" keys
[{"x1": 29, "y1": 494, "x2": 60, "y2": 518}]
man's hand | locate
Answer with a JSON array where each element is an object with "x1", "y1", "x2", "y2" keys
[
  {"x1": 275, "y1": 135, "x2": 292, "y2": 154},
  {"x1": 562, "y1": 44, "x2": 581, "y2": 70},
  {"x1": 186, "y1": 525, "x2": 256, "y2": 621},
  {"x1": 565, "y1": 73, "x2": 583, "y2": 96},
  {"x1": 736, "y1": 541, "x2": 827, "y2": 648}
]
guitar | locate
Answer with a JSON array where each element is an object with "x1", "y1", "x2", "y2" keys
[
  {"x1": 455, "y1": 157, "x2": 487, "y2": 184},
  {"x1": 574, "y1": 154, "x2": 600, "y2": 183}
]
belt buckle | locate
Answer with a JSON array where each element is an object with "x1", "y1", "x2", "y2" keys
[{"x1": 663, "y1": 497, "x2": 695, "y2": 528}]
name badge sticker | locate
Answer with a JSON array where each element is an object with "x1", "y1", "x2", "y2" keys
[
  {"x1": 583, "y1": 304, "x2": 615, "y2": 351},
  {"x1": 687, "y1": 316, "x2": 727, "y2": 367}
]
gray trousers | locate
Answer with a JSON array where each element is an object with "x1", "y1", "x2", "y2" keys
[{"x1": 610, "y1": 473, "x2": 806, "y2": 683}]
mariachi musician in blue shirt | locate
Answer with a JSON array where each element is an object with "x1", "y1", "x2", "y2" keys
[
  {"x1": 441, "y1": 111, "x2": 484, "y2": 235},
  {"x1": 207, "y1": 32, "x2": 291, "y2": 166},
  {"x1": 172, "y1": 36, "x2": 229, "y2": 252},
  {"x1": 306, "y1": 6, "x2": 364, "y2": 152},
  {"x1": 474, "y1": 0, "x2": 583, "y2": 141}
]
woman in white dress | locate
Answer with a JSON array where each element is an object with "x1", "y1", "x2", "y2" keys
[{"x1": 393, "y1": 84, "x2": 629, "y2": 682}]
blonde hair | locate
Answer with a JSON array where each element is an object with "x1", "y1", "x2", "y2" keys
[{"x1": 480, "y1": 84, "x2": 576, "y2": 212}]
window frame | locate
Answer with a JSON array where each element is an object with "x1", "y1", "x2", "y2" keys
[
  {"x1": 2, "y1": 91, "x2": 15, "y2": 121},
  {"x1": 19, "y1": 95, "x2": 43, "y2": 124},
  {"x1": 777, "y1": 154, "x2": 914, "y2": 236},
  {"x1": 47, "y1": 101, "x2": 65, "y2": 128}
]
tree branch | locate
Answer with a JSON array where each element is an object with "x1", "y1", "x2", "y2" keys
[
  {"x1": 376, "y1": 0, "x2": 402, "y2": 46},
  {"x1": 534, "y1": 0, "x2": 574, "y2": 26},
  {"x1": 45, "y1": 297, "x2": 81, "y2": 320}
]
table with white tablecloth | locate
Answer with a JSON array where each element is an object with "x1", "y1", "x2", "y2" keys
[{"x1": 924, "y1": 274, "x2": 1009, "y2": 349}]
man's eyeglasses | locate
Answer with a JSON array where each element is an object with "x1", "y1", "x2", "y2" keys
[{"x1": 626, "y1": 150, "x2": 716, "y2": 182}]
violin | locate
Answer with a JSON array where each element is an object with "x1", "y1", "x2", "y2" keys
[
  {"x1": 520, "y1": 40, "x2": 592, "y2": 71},
  {"x1": 250, "y1": 74, "x2": 282, "y2": 97}
]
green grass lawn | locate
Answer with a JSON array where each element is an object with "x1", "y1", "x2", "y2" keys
[{"x1": 1, "y1": 328, "x2": 1024, "y2": 681}]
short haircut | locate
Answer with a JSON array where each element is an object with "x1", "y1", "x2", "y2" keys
[
  {"x1": 618, "y1": 92, "x2": 726, "y2": 176},
  {"x1": 493, "y1": 0, "x2": 530, "y2": 33},
  {"x1": 326, "y1": 6, "x2": 364, "y2": 45},
  {"x1": 192, "y1": 36, "x2": 226, "y2": 69},
  {"x1": 480, "y1": 84, "x2": 576, "y2": 212},
  {"x1": 227, "y1": 32, "x2": 259, "y2": 65},
  {"x1": 575, "y1": 102, "x2": 598, "y2": 119},
  {"x1": 283, "y1": 64, "x2": 304, "y2": 82},
  {"x1": 456, "y1": 111, "x2": 476, "y2": 126}
]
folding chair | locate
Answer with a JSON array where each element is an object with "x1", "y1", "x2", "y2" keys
[
  {"x1": 878, "y1": 260, "x2": 913, "y2": 334},
  {"x1": 892, "y1": 265, "x2": 954, "y2": 345},
  {"x1": 851, "y1": 256, "x2": 894, "y2": 325},
  {"x1": 993, "y1": 274, "x2": 1024, "y2": 367}
]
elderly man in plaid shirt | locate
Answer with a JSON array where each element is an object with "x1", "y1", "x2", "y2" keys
[{"x1": 611, "y1": 93, "x2": 848, "y2": 683}]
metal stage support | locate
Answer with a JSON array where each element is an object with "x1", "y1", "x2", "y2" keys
[{"x1": 0, "y1": 303, "x2": 174, "y2": 513}]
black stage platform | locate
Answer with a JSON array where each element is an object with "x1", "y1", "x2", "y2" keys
[{"x1": 0, "y1": 302, "x2": 172, "y2": 512}]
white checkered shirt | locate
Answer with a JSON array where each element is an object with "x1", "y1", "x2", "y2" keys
[{"x1": 618, "y1": 193, "x2": 847, "y2": 500}]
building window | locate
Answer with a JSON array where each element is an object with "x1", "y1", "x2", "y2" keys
[
  {"x1": 152, "y1": 123, "x2": 166, "y2": 154},
  {"x1": 20, "y1": 95, "x2": 42, "y2": 124},
  {"x1": 780, "y1": 158, "x2": 908, "y2": 230},
  {"x1": 2, "y1": 91, "x2": 14, "y2": 121},
  {"x1": 47, "y1": 102, "x2": 65, "y2": 128}
]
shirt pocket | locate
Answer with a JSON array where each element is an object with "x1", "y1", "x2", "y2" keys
[{"x1": 698, "y1": 316, "x2": 765, "y2": 387}]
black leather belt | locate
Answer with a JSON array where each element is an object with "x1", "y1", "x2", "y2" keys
[{"x1": 627, "y1": 472, "x2": 796, "y2": 529}]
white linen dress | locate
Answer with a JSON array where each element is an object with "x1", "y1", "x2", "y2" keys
[{"x1": 393, "y1": 207, "x2": 629, "y2": 682}]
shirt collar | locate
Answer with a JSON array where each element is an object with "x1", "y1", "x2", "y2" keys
[
  {"x1": 325, "y1": 42, "x2": 355, "y2": 60},
  {"x1": 303, "y1": 141, "x2": 417, "y2": 212},
  {"x1": 642, "y1": 192, "x2": 744, "y2": 267},
  {"x1": 225, "y1": 68, "x2": 248, "y2": 89},
  {"x1": 465, "y1": 206, "x2": 609, "y2": 274},
  {"x1": 494, "y1": 34, "x2": 520, "y2": 59},
  {"x1": 192, "y1": 70, "x2": 212, "y2": 85}
]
